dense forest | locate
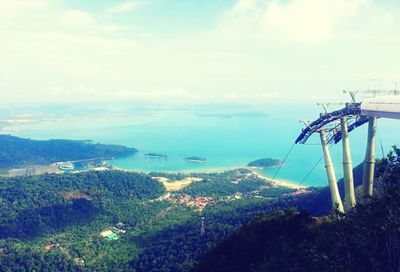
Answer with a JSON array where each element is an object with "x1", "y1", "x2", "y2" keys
[
  {"x1": 0, "y1": 170, "x2": 167, "y2": 271},
  {"x1": 0, "y1": 135, "x2": 137, "y2": 169},
  {"x1": 0, "y1": 148, "x2": 394, "y2": 271},
  {"x1": 193, "y1": 147, "x2": 400, "y2": 272},
  {"x1": 178, "y1": 169, "x2": 272, "y2": 197},
  {"x1": 0, "y1": 168, "x2": 302, "y2": 271},
  {"x1": 0, "y1": 171, "x2": 164, "y2": 239}
]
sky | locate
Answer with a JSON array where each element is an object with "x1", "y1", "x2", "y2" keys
[{"x1": 0, "y1": 0, "x2": 399, "y2": 105}]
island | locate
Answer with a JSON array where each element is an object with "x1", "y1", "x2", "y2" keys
[
  {"x1": 185, "y1": 156, "x2": 207, "y2": 163},
  {"x1": 247, "y1": 158, "x2": 282, "y2": 168},
  {"x1": 145, "y1": 152, "x2": 168, "y2": 158}
]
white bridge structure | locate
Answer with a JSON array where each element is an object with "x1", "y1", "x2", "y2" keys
[
  {"x1": 361, "y1": 95, "x2": 400, "y2": 119},
  {"x1": 296, "y1": 93, "x2": 400, "y2": 213}
]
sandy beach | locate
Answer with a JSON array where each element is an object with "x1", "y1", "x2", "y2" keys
[
  {"x1": 108, "y1": 164, "x2": 308, "y2": 190},
  {"x1": 249, "y1": 169, "x2": 307, "y2": 189}
]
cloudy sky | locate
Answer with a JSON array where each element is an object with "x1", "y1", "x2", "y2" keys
[{"x1": 0, "y1": 0, "x2": 399, "y2": 105}]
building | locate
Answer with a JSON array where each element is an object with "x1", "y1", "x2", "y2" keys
[{"x1": 100, "y1": 230, "x2": 119, "y2": 240}]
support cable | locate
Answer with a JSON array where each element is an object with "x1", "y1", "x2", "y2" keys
[
  {"x1": 297, "y1": 155, "x2": 324, "y2": 187},
  {"x1": 297, "y1": 143, "x2": 334, "y2": 187},
  {"x1": 273, "y1": 143, "x2": 296, "y2": 179}
]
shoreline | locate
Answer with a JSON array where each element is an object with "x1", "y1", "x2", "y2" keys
[
  {"x1": 2, "y1": 161, "x2": 307, "y2": 190},
  {"x1": 108, "y1": 165, "x2": 308, "y2": 189},
  {"x1": 109, "y1": 165, "x2": 244, "y2": 174},
  {"x1": 249, "y1": 169, "x2": 307, "y2": 190}
]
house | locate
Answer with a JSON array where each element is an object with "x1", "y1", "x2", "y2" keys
[{"x1": 100, "y1": 230, "x2": 119, "y2": 240}]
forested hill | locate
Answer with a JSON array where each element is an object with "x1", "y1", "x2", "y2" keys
[
  {"x1": 0, "y1": 152, "x2": 380, "y2": 271},
  {"x1": 0, "y1": 135, "x2": 137, "y2": 169},
  {"x1": 193, "y1": 149, "x2": 400, "y2": 272},
  {"x1": 0, "y1": 171, "x2": 164, "y2": 239},
  {"x1": 0, "y1": 168, "x2": 293, "y2": 271},
  {"x1": 0, "y1": 170, "x2": 166, "y2": 271}
]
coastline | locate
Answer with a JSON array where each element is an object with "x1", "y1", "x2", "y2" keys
[
  {"x1": 250, "y1": 170, "x2": 307, "y2": 190},
  {"x1": 111, "y1": 165, "x2": 306, "y2": 189},
  {"x1": 2, "y1": 160, "x2": 307, "y2": 190},
  {"x1": 109, "y1": 165, "x2": 244, "y2": 174},
  {"x1": 175, "y1": 165, "x2": 307, "y2": 190}
]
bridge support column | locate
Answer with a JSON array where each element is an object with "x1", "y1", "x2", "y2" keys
[
  {"x1": 363, "y1": 117, "x2": 377, "y2": 198},
  {"x1": 341, "y1": 117, "x2": 356, "y2": 210},
  {"x1": 320, "y1": 130, "x2": 344, "y2": 214}
]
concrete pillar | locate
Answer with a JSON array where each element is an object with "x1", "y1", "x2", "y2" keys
[
  {"x1": 363, "y1": 117, "x2": 377, "y2": 197},
  {"x1": 341, "y1": 117, "x2": 356, "y2": 210},
  {"x1": 320, "y1": 130, "x2": 345, "y2": 214}
]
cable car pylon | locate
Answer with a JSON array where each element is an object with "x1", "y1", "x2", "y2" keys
[{"x1": 295, "y1": 91, "x2": 400, "y2": 214}]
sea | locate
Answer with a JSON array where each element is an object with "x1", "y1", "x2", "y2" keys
[{"x1": 3, "y1": 101, "x2": 399, "y2": 187}]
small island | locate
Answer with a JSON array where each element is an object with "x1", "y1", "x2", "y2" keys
[
  {"x1": 185, "y1": 156, "x2": 207, "y2": 163},
  {"x1": 145, "y1": 153, "x2": 168, "y2": 158},
  {"x1": 247, "y1": 158, "x2": 282, "y2": 168}
]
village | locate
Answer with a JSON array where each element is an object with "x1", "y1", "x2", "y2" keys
[{"x1": 173, "y1": 194, "x2": 214, "y2": 211}]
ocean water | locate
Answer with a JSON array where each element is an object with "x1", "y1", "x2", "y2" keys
[{"x1": 6, "y1": 102, "x2": 400, "y2": 187}]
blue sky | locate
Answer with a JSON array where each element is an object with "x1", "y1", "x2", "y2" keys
[{"x1": 0, "y1": 0, "x2": 399, "y2": 105}]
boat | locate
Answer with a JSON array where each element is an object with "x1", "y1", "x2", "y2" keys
[{"x1": 58, "y1": 162, "x2": 74, "y2": 171}]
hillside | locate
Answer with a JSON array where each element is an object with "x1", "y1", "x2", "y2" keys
[
  {"x1": 193, "y1": 148, "x2": 400, "y2": 272},
  {"x1": 0, "y1": 159, "x2": 374, "y2": 271},
  {"x1": 0, "y1": 135, "x2": 137, "y2": 169},
  {"x1": 0, "y1": 169, "x2": 298, "y2": 271},
  {"x1": 0, "y1": 170, "x2": 166, "y2": 271},
  {"x1": 0, "y1": 171, "x2": 164, "y2": 239}
]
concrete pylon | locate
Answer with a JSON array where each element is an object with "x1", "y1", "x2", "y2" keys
[
  {"x1": 319, "y1": 130, "x2": 344, "y2": 214},
  {"x1": 362, "y1": 117, "x2": 377, "y2": 197},
  {"x1": 200, "y1": 216, "x2": 205, "y2": 236},
  {"x1": 340, "y1": 117, "x2": 356, "y2": 210}
]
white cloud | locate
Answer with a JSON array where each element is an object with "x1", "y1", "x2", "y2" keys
[
  {"x1": 106, "y1": 1, "x2": 140, "y2": 14},
  {"x1": 49, "y1": 86, "x2": 64, "y2": 95},
  {"x1": 221, "y1": 91, "x2": 280, "y2": 101},
  {"x1": 0, "y1": 0, "x2": 399, "y2": 105},
  {"x1": 217, "y1": 0, "x2": 368, "y2": 45},
  {"x1": 114, "y1": 88, "x2": 188, "y2": 99},
  {"x1": 61, "y1": 10, "x2": 96, "y2": 27},
  {"x1": 0, "y1": 0, "x2": 118, "y2": 34},
  {"x1": 48, "y1": 85, "x2": 96, "y2": 97},
  {"x1": 0, "y1": 0, "x2": 50, "y2": 18},
  {"x1": 263, "y1": 0, "x2": 365, "y2": 44}
]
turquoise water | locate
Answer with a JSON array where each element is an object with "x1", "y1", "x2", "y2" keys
[{"x1": 7, "y1": 102, "x2": 400, "y2": 187}]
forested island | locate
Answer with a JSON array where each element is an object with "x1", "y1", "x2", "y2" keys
[
  {"x1": 145, "y1": 152, "x2": 167, "y2": 158},
  {"x1": 185, "y1": 156, "x2": 206, "y2": 162},
  {"x1": 0, "y1": 135, "x2": 137, "y2": 170},
  {"x1": 247, "y1": 157, "x2": 282, "y2": 167}
]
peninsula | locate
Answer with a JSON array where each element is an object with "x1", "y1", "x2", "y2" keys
[{"x1": 0, "y1": 135, "x2": 137, "y2": 170}]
